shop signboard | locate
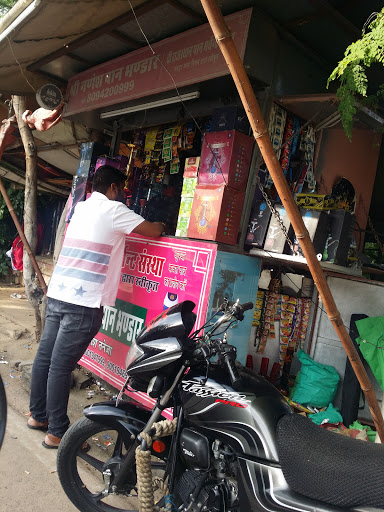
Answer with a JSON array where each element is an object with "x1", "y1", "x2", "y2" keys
[
  {"x1": 65, "y1": 8, "x2": 252, "y2": 116},
  {"x1": 79, "y1": 235, "x2": 217, "y2": 412}
]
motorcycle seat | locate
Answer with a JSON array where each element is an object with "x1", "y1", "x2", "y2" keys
[{"x1": 276, "y1": 413, "x2": 384, "y2": 509}]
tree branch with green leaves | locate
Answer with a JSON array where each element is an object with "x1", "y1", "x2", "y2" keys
[
  {"x1": 0, "y1": 0, "x2": 18, "y2": 17},
  {"x1": 328, "y1": 8, "x2": 384, "y2": 140}
]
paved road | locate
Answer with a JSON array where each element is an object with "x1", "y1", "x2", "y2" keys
[{"x1": 0, "y1": 406, "x2": 80, "y2": 512}]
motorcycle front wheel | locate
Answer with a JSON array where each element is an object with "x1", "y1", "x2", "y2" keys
[{"x1": 57, "y1": 417, "x2": 168, "y2": 512}]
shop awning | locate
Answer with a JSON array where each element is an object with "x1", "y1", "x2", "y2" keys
[
  {"x1": 0, "y1": 0, "x2": 381, "y2": 96},
  {"x1": 0, "y1": 0, "x2": 382, "y2": 196}
]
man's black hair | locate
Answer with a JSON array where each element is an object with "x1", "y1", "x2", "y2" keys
[{"x1": 93, "y1": 165, "x2": 126, "y2": 194}]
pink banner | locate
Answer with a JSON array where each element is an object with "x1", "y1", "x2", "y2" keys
[
  {"x1": 65, "y1": 9, "x2": 252, "y2": 116},
  {"x1": 79, "y1": 235, "x2": 217, "y2": 413}
]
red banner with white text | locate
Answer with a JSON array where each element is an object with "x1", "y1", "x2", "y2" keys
[{"x1": 65, "y1": 8, "x2": 252, "y2": 116}]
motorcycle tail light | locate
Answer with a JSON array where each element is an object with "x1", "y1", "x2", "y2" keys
[{"x1": 152, "y1": 440, "x2": 166, "y2": 453}]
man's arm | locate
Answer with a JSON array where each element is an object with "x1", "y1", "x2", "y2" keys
[{"x1": 132, "y1": 220, "x2": 165, "y2": 237}]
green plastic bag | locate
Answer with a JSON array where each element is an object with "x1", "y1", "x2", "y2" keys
[
  {"x1": 355, "y1": 317, "x2": 384, "y2": 391},
  {"x1": 292, "y1": 350, "x2": 340, "y2": 407},
  {"x1": 349, "y1": 420, "x2": 376, "y2": 442},
  {"x1": 309, "y1": 403, "x2": 343, "y2": 425},
  {"x1": 288, "y1": 371, "x2": 300, "y2": 398}
]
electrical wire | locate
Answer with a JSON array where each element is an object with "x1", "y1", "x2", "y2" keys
[
  {"x1": 6, "y1": 36, "x2": 36, "y2": 93},
  {"x1": 189, "y1": 308, "x2": 222, "y2": 339},
  {"x1": 126, "y1": 0, "x2": 324, "y2": 223},
  {"x1": 126, "y1": 0, "x2": 232, "y2": 190}
]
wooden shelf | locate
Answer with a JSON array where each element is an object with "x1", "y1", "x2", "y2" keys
[{"x1": 249, "y1": 248, "x2": 363, "y2": 277}]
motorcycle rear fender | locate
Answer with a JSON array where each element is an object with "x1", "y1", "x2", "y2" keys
[{"x1": 83, "y1": 399, "x2": 152, "y2": 437}]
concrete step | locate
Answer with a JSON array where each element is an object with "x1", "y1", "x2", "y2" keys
[{"x1": 0, "y1": 321, "x2": 28, "y2": 339}]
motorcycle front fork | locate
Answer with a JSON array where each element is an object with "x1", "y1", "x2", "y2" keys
[{"x1": 111, "y1": 365, "x2": 187, "y2": 491}]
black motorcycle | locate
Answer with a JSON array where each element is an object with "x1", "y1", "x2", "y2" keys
[{"x1": 57, "y1": 299, "x2": 384, "y2": 512}]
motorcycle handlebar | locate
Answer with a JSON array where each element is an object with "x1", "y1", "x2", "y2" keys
[
  {"x1": 240, "y1": 302, "x2": 254, "y2": 312},
  {"x1": 232, "y1": 301, "x2": 254, "y2": 321},
  {"x1": 190, "y1": 342, "x2": 242, "y2": 390},
  {"x1": 222, "y1": 347, "x2": 242, "y2": 390}
]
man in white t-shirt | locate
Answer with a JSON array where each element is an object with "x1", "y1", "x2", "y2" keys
[{"x1": 27, "y1": 165, "x2": 165, "y2": 448}]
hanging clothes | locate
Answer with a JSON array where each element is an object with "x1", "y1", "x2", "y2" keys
[{"x1": 7, "y1": 221, "x2": 44, "y2": 271}]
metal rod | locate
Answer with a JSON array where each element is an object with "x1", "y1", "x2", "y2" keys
[
  {"x1": 200, "y1": 0, "x2": 384, "y2": 441},
  {"x1": 0, "y1": 177, "x2": 47, "y2": 295},
  {"x1": 143, "y1": 364, "x2": 187, "y2": 434}
]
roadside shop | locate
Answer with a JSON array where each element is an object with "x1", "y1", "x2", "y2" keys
[{"x1": 61, "y1": 7, "x2": 383, "y2": 426}]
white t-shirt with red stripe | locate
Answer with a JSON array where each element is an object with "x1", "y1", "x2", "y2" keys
[{"x1": 47, "y1": 192, "x2": 144, "y2": 307}]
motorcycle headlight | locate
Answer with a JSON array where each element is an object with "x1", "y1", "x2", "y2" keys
[{"x1": 125, "y1": 340, "x2": 144, "y2": 371}]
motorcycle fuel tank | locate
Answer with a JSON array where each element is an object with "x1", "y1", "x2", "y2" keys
[{"x1": 181, "y1": 365, "x2": 291, "y2": 462}]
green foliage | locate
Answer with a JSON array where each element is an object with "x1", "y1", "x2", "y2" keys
[
  {"x1": 328, "y1": 8, "x2": 384, "y2": 140},
  {"x1": 0, "y1": 0, "x2": 17, "y2": 16},
  {"x1": 0, "y1": 180, "x2": 24, "y2": 276}
]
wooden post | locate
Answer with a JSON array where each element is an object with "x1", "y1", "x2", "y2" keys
[
  {"x1": 12, "y1": 95, "x2": 46, "y2": 341},
  {"x1": 200, "y1": 0, "x2": 384, "y2": 441}
]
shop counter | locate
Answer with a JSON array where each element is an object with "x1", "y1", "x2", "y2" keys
[{"x1": 79, "y1": 235, "x2": 261, "y2": 412}]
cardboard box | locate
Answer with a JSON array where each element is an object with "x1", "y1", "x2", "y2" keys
[
  {"x1": 176, "y1": 197, "x2": 194, "y2": 237},
  {"x1": 198, "y1": 130, "x2": 254, "y2": 189},
  {"x1": 184, "y1": 157, "x2": 200, "y2": 178},
  {"x1": 263, "y1": 205, "x2": 293, "y2": 253},
  {"x1": 296, "y1": 193, "x2": 337, "y2": 210},
  {"x1": 211, "y1": 106, "x2": 250, "y2": 134},
  {"x1": 187, "y1": 185, "x2": 245, "y2": 245},
  {"x1": 244, "y1": 201, "x2": 272, "y2": 249},
  {"x1": 175, "y1": 218, "x2": 190, "y2": 237},
  {"x1": 176, "y1": 177, "x2": 198, "y2": 237},
  {"x1": 181, "y1": 177, "x2": 198, "y2": 197}
]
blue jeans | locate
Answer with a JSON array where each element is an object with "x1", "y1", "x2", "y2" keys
[{"x1": 29, "y1": 297, "x2": 103, "y2": 438}]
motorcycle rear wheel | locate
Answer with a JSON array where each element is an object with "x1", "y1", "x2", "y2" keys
[{"x1": 57, "y1": 417, "x2": 168, "y2": 512}]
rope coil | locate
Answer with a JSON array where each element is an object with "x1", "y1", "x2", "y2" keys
[{"x1": 135, "y1": 417, "x2": 178, "y2": 512}]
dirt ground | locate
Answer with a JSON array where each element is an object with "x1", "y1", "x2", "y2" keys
[
  {"x1": 0, "y1": 285, "x2": 125, "y2": 512},
  {"x1": 0, "y1": 284, "x2": 115, "y2": 430}
]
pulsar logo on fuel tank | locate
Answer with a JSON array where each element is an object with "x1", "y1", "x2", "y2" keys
[{"x1": 182, "y1": 380, "x2": 251, "y2": 404}]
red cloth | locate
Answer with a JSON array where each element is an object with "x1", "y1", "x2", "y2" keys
[{"x1": 11, "y1": 223, "x2": 44, "y2": 271}]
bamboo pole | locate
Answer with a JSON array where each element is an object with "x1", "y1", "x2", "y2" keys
[
  {"x1": 200, "y1": 0, "x2": 384, "y2": 441},
  {"x1": 0, "y1": 177, "x2": 47, "y2": 295}
]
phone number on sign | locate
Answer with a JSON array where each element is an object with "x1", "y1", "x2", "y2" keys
[{"x1": 87, "y1": 80, "x2": 135, "y2": 103}]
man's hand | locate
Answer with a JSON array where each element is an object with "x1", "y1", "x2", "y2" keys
[{"x1": 132, "y1": 221, "x2": 165, "y2": 237}]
